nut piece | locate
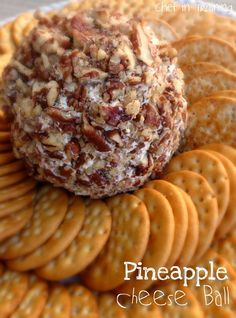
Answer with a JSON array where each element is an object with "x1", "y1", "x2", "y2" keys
[
  {"x1": 132, "y1": 23, "x2": 154, "y2": 66},
  {"x1": 125, "y1": 100, "x2": 141, "y2": 117},
  {"x1": 82, "y1": 119, "x2": 111, "y2": 152},
  {"x1": 47, "y1": 81, "x2": 59, "y2": 107}
]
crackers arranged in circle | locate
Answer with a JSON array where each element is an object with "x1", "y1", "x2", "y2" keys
[
  {"x1": 82, "y1": 194, "x2": 150, "y2": 291},
  {"x1": 174, "y1": 37, "x2": 236, "y2": 72},
  {"x1": 0, "y1": 205, "x2": 33, "y2": 243},
  {"x1": 183, "y1": 97, "x2": 236, "y2": 150},
  {"x1": 0, "y1": 186, "x2": 68, "y2": 259},
  {"x1": 7, "y1": 196, "x2": 85, "y2": 271},
  {"x1": 41, "y1": 284, "x2": 71, "y2": 318},
  {"x1": 36, "y1": 199, "x2": 111, "y2": 281},
  {"x1": 68, "y1": 284, "x2": 98, "y2": 318},
  {"x1": 0, "y1": 270, "x2": 29, "y2": 317},
  {"x1": 177, "y1": 190, "x2": 199, "y2": 266},
  {"x1": 145, "y1": 180, "x2": 188, "y2": 267},
  {"x1": 164, "y1": 171, "x2": 218, "y2": 261},
  {"x1": 117, "y1": 188, "x2": 175, "y2": 293},
  {"x1": 165, "y1": 149, "x2": 230, "y2": 225},
  {"x1": 185, "y1": 71, "x2": 236, "y2": 103},
  {"x1": 98, "y1": 293, "x2": 127, "y2": 318},
  {"x1": 11, "y1": 275, "x2": 48, "y2": 318}
]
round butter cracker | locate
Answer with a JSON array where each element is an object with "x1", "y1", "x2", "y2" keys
[
  {"x1": 69, "y1": 284, "x2": 98, "y2": 318},
  {"x1": 8, "y1": 196, "x2": 85, "y2": 271},
  {"x1": 164, "y1": 171, "x2": 218, "y2": 262},
  {"x1": 0, "y1": 270, "x2": 29, "y2": 318},
  {"x1": 165, "y1": 149, "x2": 230, "y2": 225},
  {"x1": 36, "y1": 199, "x2": 111, "y2": 281},
  {"x1": 117, "y1": 188, "x2": 175, "y2": 293},
  {"x1": 145, "y1": 180, "x2": 188, "y2": 267},
  {"x1": 82, "y1": 194, "x2": 150, "y2": 291},
  {"x1": 0, "y1": 186, "x2": 68, "y2": 259},
  {"x1": 41, "y1": 284, "x2": 71, "y2": 318}
]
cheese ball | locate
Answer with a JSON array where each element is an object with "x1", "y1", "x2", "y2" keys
[{"x1": 3, "y1": 10, "x2": 187, "y2": 198}]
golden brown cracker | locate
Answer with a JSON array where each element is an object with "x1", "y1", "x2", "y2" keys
[
  {"x1": 177, "y1": 189, "x2": 199, "y2": 266},
  {"x1": 0, "y1": 190, "x2": 34, "y2": 218},
  {"x1": 0, "y1": 131, "x2": 11, "y2": 143},
  {"x1": 163, "y1": 171, "x2": 218, "y2": 261},
  {"x1": 208, "y1": 89, "x2": 236, "y2": 99},
  {"x1": 0, "y1": 170, "x2": 27, "y2": 189},
  {"x1": 0, "y1": 22, "x2": 15, "y2": 54},
  {"x1": 143, "y1": 17, "x2": 178, "y2": 42},
  {"x1": 121, "y1": 294, "x2": 162, "y2": 318},
  {"x1": 158, "y1": 282, "x2": 204, "y2": 318},
  {"x1": 165, "y1": 150, "x2": 230, "y2": 225},
  {"x1": 11, "y1": 275, "x2": 48, "y2": 318},
  {"x1": 191, "y1": 250, "x2": 236, "y2": 317},
  {"x1": 0, "y1": 160, "x2": 25, "y2": 176},
  {"x1": 23, "y1": 18, "x2": 38, "y2": 37},
  {"x1": 168, "y1": 6, "x2": 213, "y2": 37},
  {"x1": 76, "y1": 0, "x2": 171, "y2": 18},
  {"x1": 0, "y1": 143, "x2": 12, "y2": 152},
  {"x1": 174, "y1": 37, "x2": 236, "y2": 73},
  {"x1": 36, "y1": 199, "x2": 111, "y2": 281},
  {"x1": 180, "y1": 62, "x2": 227, "y2": 81},
  {"x1": 98, "y1": 293, "x2": 127, "y2": 318},
  {"x1": 68, "y1": 284, "x2": 98, "y2": 318},
  {"x1": 0, "y1": 178, "x2": 36, "y2": 203},
  {"x1": 200, "y1": 149, "x2": 236, "y2": 239},
  {"x1": 0, "y1": 53, "x2": 11, "y2": 76},
  {"x1": 200, "y1": 143, "x2": 236, "y2": 167},
  {"x1": 116, "y1": 188, "x2": 175, "y2": 293},
  {"x1": 145, "y1": 180, "x2": 188, "y2": 267},
  {"x1": 12, "y1": 12, "x2": 35, "y2": 46},
  {"x1": 0, "y1": 186, "x2": 68, "y2": 259},
  {"x1": 0, "y1": 205, "x2": 33, "y2": 243},
  {"x1": 0, "y1": 152, "x2": 15, "y2": 165},
  {"x1": 0, "y1": 270, "x2": 29, "y2": 318},
  {"x1": 185, "y1": 70, "x2": 236, "y2": 104},
  {"x1": 82, "y1": 194, "x2": 150, "y2": 291},
  {"x1": 213, "y1": 238, "x2": 236, "y2": 272},
  {"x1": 41, "y1": 284, "x2": 71, "y2": 318},
  {"x1": 183, "y1": 96, "x2": 236, "y2": 149},
  {"x1": 8, "y1": 196, "x2": 85, "y2": 271}
]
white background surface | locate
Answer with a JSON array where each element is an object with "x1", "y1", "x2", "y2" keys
[{"x1": 0, "y1": 0, "x2": 235, "y2": 20}]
